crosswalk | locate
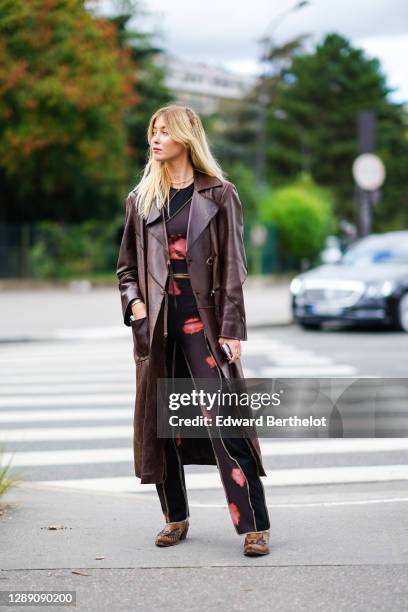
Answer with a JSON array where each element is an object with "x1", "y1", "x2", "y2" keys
[
  {"x1": 1, "y1": 330, "x2": 407, "y2": 497},
  {"x1": 242, "y1": 335, "x2": 357, "y2": 377}
]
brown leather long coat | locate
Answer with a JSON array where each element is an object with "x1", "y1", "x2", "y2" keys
[{"x1": 116, "y1": 167, "x2": 267, "y2": 483}]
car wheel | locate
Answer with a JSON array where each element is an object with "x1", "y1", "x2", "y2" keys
[
  {"x1": 396, "y1": 292, "x2": 408, "y2": 332},
  {"x1": 300, "y1": 321, "x2": 322, "y2": 330}
]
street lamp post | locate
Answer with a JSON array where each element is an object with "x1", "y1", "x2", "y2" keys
[{"x1": 255, "y1": 1, "x2": 310, "y2": 190}]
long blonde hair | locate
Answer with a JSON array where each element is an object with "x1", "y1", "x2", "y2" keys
[{"x1": 132, "y1": 105, "x2": 226, "y2": 218}]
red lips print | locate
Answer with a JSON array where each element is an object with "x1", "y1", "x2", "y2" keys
[
  {"x1": 199, "y1": 403, "x2": 213, "y2": 422},
  {"x1": 182, "y1": 316, "x2": 204, "y2": 335},
  {"x1": 168, "y1": 236, "x2": 187, "y2": 260},
  {"x1": 168, "y1": 277, "x2": 181, "y2": 295},
  {"x1": 230, "y1": 467, "x2": 246, "y2": 487},
  {"x1": 202, "y1": 404, "x2": 212, "y2": 415},
  {"x1": 228, "y1": 502, "x2": 241, "y2": 526},
  {"x1": 205, "y1": 354, "x2": 217, "y2": 368}
]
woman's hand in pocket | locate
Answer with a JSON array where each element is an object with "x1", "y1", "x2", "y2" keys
[{"x1": 131, "y1": 301, "x2": 147, "y2": 320}]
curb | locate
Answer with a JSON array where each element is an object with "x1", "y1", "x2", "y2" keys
[
  {"x1": 0, "y1": 274, "x2": 295, "y2": 291},
  {"x1": 0, "y1": 321, "x2": 294, "y2": 344}
]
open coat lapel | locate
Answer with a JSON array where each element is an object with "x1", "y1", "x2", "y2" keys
[{"x1": 145, "y1": 167, "x2": 222, "y2": 255}]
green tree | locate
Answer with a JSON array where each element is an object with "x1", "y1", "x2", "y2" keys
[
  {"x1": 268, "y1": 33, "x2": 408, "y2": 229},
  {"x1": 258, "y1": 173, "x2": 335, "y2": 264},
  {"x1": 0, "y1": 0, "x2": 171, "y2": 223},
  {"x1": 220, "y1": 161, "x2": 259, "y2": 220},
  {"x1": 213, "y1": 36, "x2": 308, "y2": 177},
  {"x1": 106, "y1": 0, "x2": 174, "y2": 176},
  {"x1": 0, "y1": 0, "x2": 137, "y2": 221}
]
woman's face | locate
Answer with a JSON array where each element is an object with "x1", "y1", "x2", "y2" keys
[{"x1": 151, "y1": 116, "x2": 186, "y2": 162}]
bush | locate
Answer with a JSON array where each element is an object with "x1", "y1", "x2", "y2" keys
[
  {"x1": 30, "y1": 219, "x2": 120, "y2": 279},
  {"x1": 258, "y1": 173, "x2": 336, "y2": 262}
]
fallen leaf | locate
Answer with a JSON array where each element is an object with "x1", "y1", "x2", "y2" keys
[
  {"x1": 71, "y1": 570, "x2": 89, "y2": 576},
  {"x1": 95, "y1": 556, "x2": 105, "y2": 560}
]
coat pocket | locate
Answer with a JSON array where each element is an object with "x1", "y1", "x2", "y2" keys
[{"x1": 131, "y1": 316, "x2": 150, "y2": 360}]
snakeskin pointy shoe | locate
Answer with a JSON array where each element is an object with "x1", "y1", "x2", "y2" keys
[
  {"x1": 243, "y1": 530, "x2": 270, "y2": 556},
  {"x1": 155, "y1": 520, "x2": 189, "y2": 547}
]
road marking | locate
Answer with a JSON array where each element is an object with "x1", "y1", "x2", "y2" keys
[
  {"x1": 260, "y1": 365, "x2": 357, "y2": 376},
  {"x1": 34, "y1": 464, "x2": 408, "y2": 493},
  {"x1": 0, "y1": 340, "x2": 287, "y2": 362},
  {"x1": 189, "y1": 497, "x2": 408, "y2": 509},
  {"x1": 6, "y1": 447, "x2": 134, "y2": 466},
  {"x1": 266, "y1": 356, "x2": 335, "y2": 365},
  {"x1": 1, "y1": 330, "x2": 396, "y2": 499},
  {"x1": 22, "y1": 482, "x2": 408, "y2": 510},
  {"x1": 54, "y1": 327, "x2": 129, "y2": 340},
  {"x1": 3, "y1": 437, "x2": 408, "y2": 460},
  {"x1": 245, "y1": 334, "x2": 358, "y2": 376},
  {"x1": 0, "y1": 408, "x2": 133, "y2": 423},
  {"x1": 0, "y1": 382, "x2": 135, "y2": 395},
  {"x1": 0, "y1": 425, "x2": 132, "y2": 442},
  {"x1": 0, "y1": 394, "x2": 134, "y2": 408},
  {"x1": 0, "y1": 334, "x2": 358, "y2": 382},
  {"x1": 0, "y1": 372, "x2": 134, "y2": 384},
  {"x1": 4, "y1": 439, "x2": 408, "y2": 467}
]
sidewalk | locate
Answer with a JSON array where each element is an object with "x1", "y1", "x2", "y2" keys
[
  {"x1": 1, "y1": 482, "x2": 407, "y2": 611},
  {"x1": 0, "y1": 280, "x2": 293, "y2": 342}
]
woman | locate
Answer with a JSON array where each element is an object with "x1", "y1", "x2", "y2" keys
[{"x1": 116, "y1": 105, "x2": 270, "y2": 556}]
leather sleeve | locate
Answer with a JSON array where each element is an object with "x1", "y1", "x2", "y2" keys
[
  {"x1": 116, "y1": 193, "x2": 143, "y2": 326},
  {"x1": 217, "y1": 182, "x2": 248, "y2": 340}
]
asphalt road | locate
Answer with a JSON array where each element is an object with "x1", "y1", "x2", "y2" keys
[
  {"x1": 1, "y1": 318, "x2": 407, "y2": 611},
  {"x1": 257, "y1": 322, "x2": 408, "y2": 377}
]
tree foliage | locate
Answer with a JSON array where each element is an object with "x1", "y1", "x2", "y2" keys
[
  {"x1": 268, "y1": 33, "x2": 408, "y2": 229},
  {"x1": 0, "y1": 0, "x2": 171, "y2": 222}
]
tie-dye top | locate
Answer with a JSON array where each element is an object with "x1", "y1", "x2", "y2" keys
[{"x1": 164, "y1": 183, "x2": 194, "y2": 275}]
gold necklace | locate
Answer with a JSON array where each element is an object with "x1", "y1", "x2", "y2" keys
[{"x1": 169, "y1": 174, "x2": 194, "y2": 186}]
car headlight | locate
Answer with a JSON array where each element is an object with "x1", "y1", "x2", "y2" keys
[
  {"x1": 290, "y1": 277, "x2": 303, "y2": 295},
  {"x1": 364, "y1": 280, "x2": 396, "y2": 298}
]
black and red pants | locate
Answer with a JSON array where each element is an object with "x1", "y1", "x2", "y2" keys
[{"x1": 156, "y1": 275, "x2": 270, "y2": 535}]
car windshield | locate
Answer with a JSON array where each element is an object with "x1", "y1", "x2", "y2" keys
[{"x1": 341, "y1": 237, "x2": 408, "y2": 266}]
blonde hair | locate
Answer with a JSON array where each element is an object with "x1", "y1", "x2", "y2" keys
[{"x1": 132, "y1": 105, "x2": 226, "y2": 218}]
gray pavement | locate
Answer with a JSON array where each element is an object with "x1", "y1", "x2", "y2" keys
[
  {"x1": 0, "y1": 279, "x2": 293, "y2": 342},
  {"x1": 1, "y1": 482, "x2": 407, "y2": 611}
]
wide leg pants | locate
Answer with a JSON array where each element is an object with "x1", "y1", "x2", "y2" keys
[{"x1": 156, "y1": 276, "x2": 270, "y2": 535}]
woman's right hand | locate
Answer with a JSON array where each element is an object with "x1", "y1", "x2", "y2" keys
[{"x1": 131, "y1": 301, "x2": 147, "y2": 320}]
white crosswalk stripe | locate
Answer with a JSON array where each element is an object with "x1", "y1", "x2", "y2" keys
[
  {"x1": 1, "y1": 331, "x2": 405, "y2": 497},
  {"x1": 4, "y1": 439, "x2": 408, "y2": 467},
  {"x1": 33, "y1": 465, "x2": 408, "y2": 494},
  {"x1": 247, "y1": 334, "x2": 358, "y2": 377}
]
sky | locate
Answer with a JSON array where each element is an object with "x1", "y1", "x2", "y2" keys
[{"x1": 96, "y1": 0, "x2": 408, "y2": 103}]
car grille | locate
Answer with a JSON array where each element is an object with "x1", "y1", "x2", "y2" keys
[
  {"x1": 297, "y1": 280, "x2": 365, "y2": 307},
  {"x1": 303, "y1": 288, "x2": 357, "y2": 302}
]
